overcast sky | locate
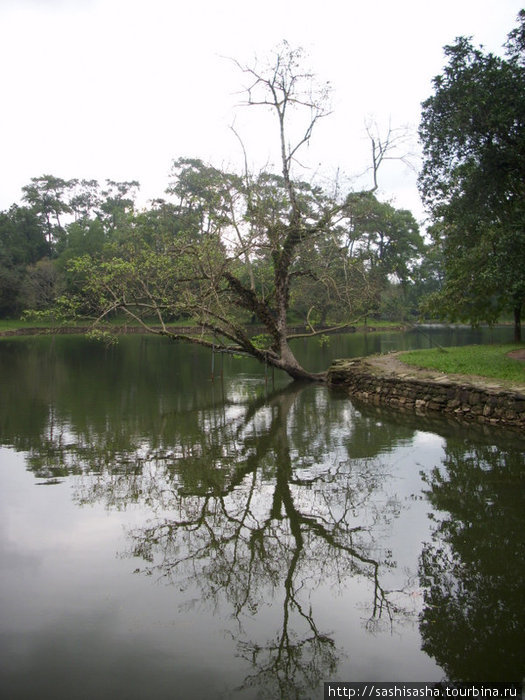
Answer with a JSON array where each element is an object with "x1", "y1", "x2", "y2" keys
[{"x1": 0, "y1": 0, "x2": 522, "y2": 222}]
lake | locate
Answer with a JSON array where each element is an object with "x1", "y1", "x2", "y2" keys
[{"x1": 0, "y1": 327, "x2": 523, "y2": 699}]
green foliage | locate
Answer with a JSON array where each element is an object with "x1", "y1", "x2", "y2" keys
[
  {"x1": 85, "y1": 327, "x2": 119, "y2": 346},
  {"x1": 21, "y1": 174, "x2": 74, "y2": 244},
  {"x1": 288, "y1": 192, "x2": 423, "y2": 326},
  {"x1": 418, "y1": 12, "x2": 525, "y2": 339},
  {"x1": 250, "y1": 333, "x2": 272, "y2": 350},
  {"x1": 0, "y1": 176, "x2": 144, "y2": 319},
  {"x1": 19, "y1": 258, "x2": 62, "y2": 310},
  {"x1": 400, "y1": 344, "x2": 525, "y2": 382},
  {"x1": 21, "y1": 309, "x2": 64, "y2": 330},
  {"x1": 0, "y1": 205, "x2": 50, "y2": 265},
  {"x1": 0, "y1": 205, "x2": 51, "y2": 316},
  {"x1": 379, "y1": 282, "x2": 411, "y2": 322},
  {"x1": 343, "y1": 192, "x2": 423, "y2": 283}
]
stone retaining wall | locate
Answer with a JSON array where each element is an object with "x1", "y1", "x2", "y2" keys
[{"x1": 328, "y1": 358, "x2": 525, "y2": 430}]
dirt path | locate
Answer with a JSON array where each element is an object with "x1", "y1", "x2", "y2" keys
[{"x1": 507, "y1": 348, "x2": 525, "y2": 361}]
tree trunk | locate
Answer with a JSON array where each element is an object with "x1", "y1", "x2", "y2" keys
[
  {"x1": 274, "y1": 337, "x2": 326, "y2": 382},
  {"x1": 513, "y1": 303, "x2": 522, "y2": 343}
]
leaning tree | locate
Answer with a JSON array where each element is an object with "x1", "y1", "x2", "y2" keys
[{"x1": 68, "y1": 44, "x2": 409, "y2": 381}]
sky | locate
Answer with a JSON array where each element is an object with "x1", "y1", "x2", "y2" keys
[{"x1": 0, "y1": 0, "x2": 523, "y2": 224}]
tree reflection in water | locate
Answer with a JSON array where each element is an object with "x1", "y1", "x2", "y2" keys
[
  {"x1": 70, "y1": 382, "x2": 407, "y2": 698},
  {"x1": 419, "y1": 441, "x2": 525, "y2": 683},
  {"x1": 4, "y1": 336, "x2": 524, "y2": 693}
]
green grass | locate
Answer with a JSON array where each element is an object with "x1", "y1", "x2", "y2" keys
[
  {"x1": 400, "y1": 344, "x2": 525, "y2": 383},
  {"x1": 0, "y1": 314, "x2": 407, "y2": 333},
  {"x1": 0, "y1": 316, "x2": 200, "y2": 331},
  {"x1": 363, "y1": 319, "x2": 409, "y2": 328},
  {"x1": 0, "y1": 318, "x2": 76, "y2": 330}
]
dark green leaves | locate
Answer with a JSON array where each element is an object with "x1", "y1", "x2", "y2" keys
[{"x1": 418, "y1": 12, "x2": 525, "y2": 338}]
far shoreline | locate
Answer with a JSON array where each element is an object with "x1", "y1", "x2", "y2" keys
[{"x1": 0, "y1": 322, "x2": 411, "y2": 338}]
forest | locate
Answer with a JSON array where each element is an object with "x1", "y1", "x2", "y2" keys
[{"x1": 0, "y1": 168, "x2": 432, "y2": 324}]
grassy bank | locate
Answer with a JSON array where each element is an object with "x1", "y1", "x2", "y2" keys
[
  {"x1": 400, "y1": 344, "x2": 525, "y2": 383},
  {"x1": 0, "y1": 318, "x2": 78, "y2": 331},
  {"x1": 0, "y1": 316, "x2": 406, "y2": 335},
  {"x1": 0, "y1": 316, "x2": 197, "y2": 332}
]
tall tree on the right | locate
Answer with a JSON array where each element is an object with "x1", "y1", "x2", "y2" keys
[{"x1": 419, "y1": 11, "x2": 525, "y2": 341}]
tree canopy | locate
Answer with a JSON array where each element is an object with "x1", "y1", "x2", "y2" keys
[{"x1": 419, "y1": 11, "x2": 525, "y2": 341}]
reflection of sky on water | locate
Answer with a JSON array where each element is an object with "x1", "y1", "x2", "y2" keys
[
  {"x1": 0, "y1": 409, "x2": 444, "y2": 698},
  {"x1": 0, "y1": 448, "x2": 248, "y2": 698}
]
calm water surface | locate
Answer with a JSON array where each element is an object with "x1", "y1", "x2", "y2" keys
[{"x1": 0, "y1": 328, "x2": 523, "y2": 699}]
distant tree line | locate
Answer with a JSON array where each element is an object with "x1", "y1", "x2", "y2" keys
[
  {"x1": 0, "y1": 168, "x2": 432, "y2": 323},
  {"x1": 0, "y1": 176, "x2": 140, "y2": 317}
]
